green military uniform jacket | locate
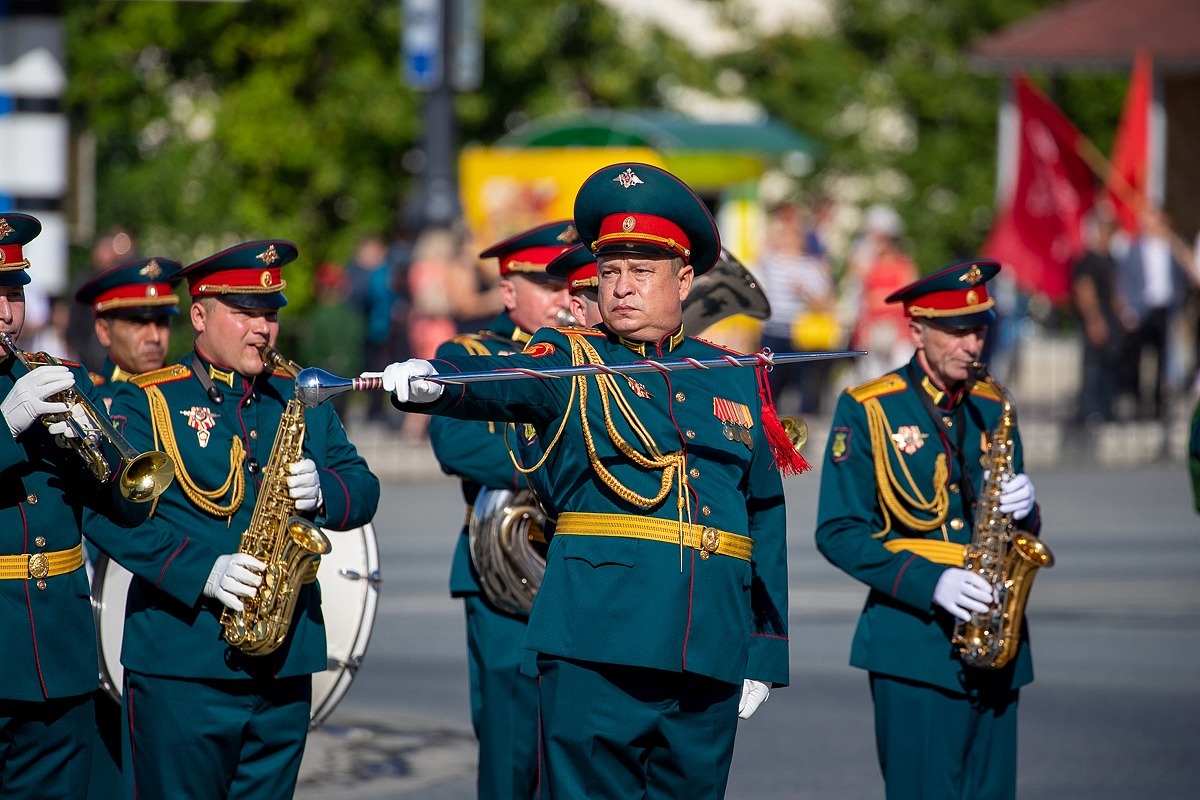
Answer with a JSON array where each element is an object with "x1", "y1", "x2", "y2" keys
[
  {"x1": 429, "y1": 311, "x2": 530, "y2": 597},
  {"x1": 403, "y1": 324, "x2": 790, "y2": 688},
  {"x1": 1, "y1": 355, "x2": 218, "y2": 702},
  {"x1": 92, "y1": 350, "x2": 379, "y2": 681},
  {"x1": 815, "y1": 357, "x2": 1043, "y2": 695}
]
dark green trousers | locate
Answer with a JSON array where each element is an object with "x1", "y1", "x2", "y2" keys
[
  {"x1": 537, "y1": 655, "x2": 740, "y2": 800},
  {"x1": 464, "y1": 594, "x2": 540, "y2": 800},
  {"x1": 87, "y1": 690, "x2": 122, "y2": 800},
  {"x1": 0, "y1": 694, "x2": 93, "y2": 799},
  {"x1": 871, "y1": 673, "x2": 1019, "y2": 800},
  {"x1": 122, "y1": 671, "x2": 311, "y2": 800}
]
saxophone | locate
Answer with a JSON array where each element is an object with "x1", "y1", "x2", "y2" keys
[
  {"x1": 951, "y1": 363, "x2": 1054, "y2": 669},
  {"x1": 219, "y1": 345, "x2": 331, "y2": 655}
]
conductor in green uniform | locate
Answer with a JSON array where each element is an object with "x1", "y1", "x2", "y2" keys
[
  {"x1": 94, "y1": 240, "x2": 380, "y2": 800},
  {"x1": 428, "y1": 220, "x2": 571, "y2": 800},
  {"x1": 0, "y1": 214, "x2": 232, "y2": 799},
  {"x1": 815, "y1": 260, "x2": 1042, "y2": 800},
  {"x1": 73, "y1": 255, "x2": 184, "y2": 800},
  {"x1": 385, "y1": 163, "x2": 803, "y2": 799}
]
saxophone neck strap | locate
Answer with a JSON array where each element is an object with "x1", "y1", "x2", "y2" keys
[
  {"x1": 905, "y1": 362, "x2": 975, "y2": 521},
  {"x1": 191, "y1": 353, "x2": 225, "y2": 405}
]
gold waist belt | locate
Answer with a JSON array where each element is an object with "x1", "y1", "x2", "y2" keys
[
  {"x1": 883, "y1": 538, "x2": 966, "y2": 566},
  {"x1": 0, "y1": 544, "x2": 85, "y2": 580},
  {"x1": 556, "y1": 512, "x2": 753, "y2": 562}
]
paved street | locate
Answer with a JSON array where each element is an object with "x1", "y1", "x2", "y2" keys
[{"x1": 297, "y1": 458, "x2": 1200, "y2": 799}]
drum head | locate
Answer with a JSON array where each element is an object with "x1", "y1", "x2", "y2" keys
[{"x1": 90, "y1": 522, "x2": 381, "y2": 730}]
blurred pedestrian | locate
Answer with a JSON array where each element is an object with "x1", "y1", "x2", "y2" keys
[
  {"x1": 1070, "y1": 211, "x2": 1124, "y2": 424},
  {"x1": 346, "y1": 234, "x2": 399, "y2": 425}
]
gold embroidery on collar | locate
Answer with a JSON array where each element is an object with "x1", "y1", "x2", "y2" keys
[{"x1": 208, "y1": 364, "x2": 235, "y2": 388}]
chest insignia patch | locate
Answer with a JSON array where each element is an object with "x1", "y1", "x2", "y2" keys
[
  {"x1": 891, "y1": 424, "x2": 927, "y2": 455},
  {"x1": 831, "y1": 427, "x2": 852, "y2": 462},
  {"x1": 523, "y1": 342, "x2": 555, "y2": 358},
  {"x1": 180, "y1": 406, "x2": 219, "y2": 448},
  {"x1": 714, "y1": 397, "x2": 754, "y2": 450}
]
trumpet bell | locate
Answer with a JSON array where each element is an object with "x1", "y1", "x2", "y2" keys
[{"x1": 120, "y1": 451, "x2": 176, "y2": 503}]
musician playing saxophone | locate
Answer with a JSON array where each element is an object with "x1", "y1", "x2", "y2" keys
[
  {"x1": 427, "y1": 221, "x2": 571, "y2": 800},
  {"x1": 0, "y1": 214, "x2": 235, "y2": 799},
  {"x1": 86, "y1": 240, "x2": 379, "y2": 800},
  {"x1": 815, "y1": 259, "x2": 1041, "y2": 800}
]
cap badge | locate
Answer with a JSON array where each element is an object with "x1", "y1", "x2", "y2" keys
[
  {"x1": 613, "y1": 168, "x2": 644, "y2": 189},
  {"x1": 0, "y1": 251, "x2": 5, "y2": 265},
  {"x1": 622, "y1": 216, "x2": 636, "y2": 233},
  {"x1": 966, "y1": 289, "x2": 979, "y2": 306},
  {"x1": 146, "y1": 286, "x2": 159, "y2": 298},
  {"x1": 557, "y1": 225, "x2": 579, "y2": 244},
  {"x1": 260, "y1": 270, "x2": 272, "y2": 288},
  {"x1": 256, "y1": 245, "x2": 279, "y2": 267},
  {"x1": 139, "y1": 259, "x2": 163, "y2": 279},
  {"x1": 959, "y1": 264, "x2": 983, "y2": 285},
  {"x1": 0, "y1": 219, "x2": 14, "y2": 239}
]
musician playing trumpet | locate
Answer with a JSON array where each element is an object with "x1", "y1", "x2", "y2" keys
[
  {"x1": 0, "y1": 214, "x2": 234, "y2": 799},
  {"x1": 815, "y1": 260, "x2": 1042, "y2": 800},
  {"x1": 86, "y1": 240, "x2": 379, "y2": 800}
]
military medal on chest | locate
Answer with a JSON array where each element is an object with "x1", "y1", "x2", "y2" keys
[
  {"x1": 713, "y1": 397, "x2": 754, "y2": 450},
  {"x1": 891, "y1": 424, "x2": 928, "y2": 455},
  {"x1": 180, "y1": 406, "x2": 219, "y2": 448}
]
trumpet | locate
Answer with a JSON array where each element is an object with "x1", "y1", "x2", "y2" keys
[{"x1": 0, "y1": 333, "x2": 175, "y2": 503}]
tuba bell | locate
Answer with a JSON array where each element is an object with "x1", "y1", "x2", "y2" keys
[{"x1": 468, "y1": 488, "x2": 551, "y2": 617}]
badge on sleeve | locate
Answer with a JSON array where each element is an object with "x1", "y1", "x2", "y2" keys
[
  {"x1": 831, "y1": 426, "x2": 852, "y2": 462},
  {"x1": 180, "y1": 406, "x2": 219, "y2": 448},
  {"x1": 523, "y1": 342, "x2": 556, "y2": 358},
  {"x1": 713, "y1": 397, "x2": 754, "y2": 450}
]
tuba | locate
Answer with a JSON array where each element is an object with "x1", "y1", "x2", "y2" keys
[
  {"x1": 0, "y1": 332, "x2": 174, "y2": 502},
  {"x1": 468, "y1": 488, "x2": 551, "y2": 617},
  {"x1": 681, "y1": 247, "x2": 771, "y2": 334},
  {"x1": 951, "y1": 363, "x2": 1054, "y2": 669},
  {"x1": 219, "y1": 345, "x2": 331, "y2": 655}
]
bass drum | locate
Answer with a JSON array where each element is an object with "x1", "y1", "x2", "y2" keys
[{"x1": 92, "y1": 522, "x2": 381, "y2": 730}]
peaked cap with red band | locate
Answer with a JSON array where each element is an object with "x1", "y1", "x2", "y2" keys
[
  {"x1": 574, "y1": 162, "x2": 721, "y2": 275},
  {"x1": 479, "y1": 220, "x2": 577, "y2": 279},
  {"x1": 885, "y1": 258, "x2": 1000, "y2": 329},
  {"x1": 74, "y1": 257, "x2": 183, "y2": 319},
  {"x1": 0, "y1": 212, "x2": 40, "y2": 287},
  {"x1": 178, "y1": 240, "x2": 297, "y2": 309},
  {"x1": 546, "y1": 244, "x2": 598, "y2": 294}
]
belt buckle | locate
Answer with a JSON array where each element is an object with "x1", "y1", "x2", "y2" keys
[
  {"x1": 699, "y1": 527, "x2": 720, "y2": 560},
  {"x1": 28, "y1": 552, "x2": 50, "y2": 580}
]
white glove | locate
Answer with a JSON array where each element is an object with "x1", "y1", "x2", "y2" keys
[
  {"x1": 287, "y1": 458, "x2": 323, "y2": 512},
  {"x1": 998, "y1": 473, "x2": 1035, "y2": 520},
  {"x1": 738, "y1": 679, "x2": 771, "y2": 720},
  {"x1": 47, "y1": 402, "x2": 100, "y2": 446},
  {"x1": 932, "y1": 567, "x2": 993, "y2": 622},
  {"x1": 203, "y1": 553, "x2": 265, "y2": 612},
  {"x1": 382, "y1": 359, "x2": 443, "y2": 404},
  {"x1": 2, "y1": 366, "x2": 74, "y2": 437}
]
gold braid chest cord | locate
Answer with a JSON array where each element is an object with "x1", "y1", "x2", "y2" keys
[
  {"x1": 506, "y1": 334, "x2": 690, "y2": 566},
  {"x1": 864, "y1": 397, "x2": 949, "y2": 538},
  {"x1": 145, "y1": 385, "x2": 245, "y2": 519}
]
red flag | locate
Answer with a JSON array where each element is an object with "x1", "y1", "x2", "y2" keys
[
  {"x1": 983, "y1": 75, "x2": 1095, "y2": 303},
  {"x1": 1106, "y1": 49, "x2": 1152, "y2": 233}
]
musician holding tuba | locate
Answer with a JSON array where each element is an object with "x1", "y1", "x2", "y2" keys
[
  {"x1": 85, "y1": 241, "x2": 379, "y2": 800},
  {"x1": 815, "y1": 260, "x2": 1042, "y2": 800},
  {"x1": 427, "y1": 221, "x2": 572, "y2": 800},
  {"x1": 0, "y1": 214, "x2": 232, "y2": 798}
]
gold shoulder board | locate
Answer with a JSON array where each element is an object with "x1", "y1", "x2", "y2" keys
[
  {"x1": 131, "y1": 364, "x2": 192, "y2": 388},
  {"x1": 848, "y1": 373, "x2": 907, "y2": 402},
  {"x1": 554, "y1": 326, "x2": 605, "y2": 336},
  {"x1": 969, "y1": 380, "x2": 1003, "y2": 403}
]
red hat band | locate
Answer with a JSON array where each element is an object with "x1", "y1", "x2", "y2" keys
[
  {"x1": 501, "y1": 245, "x2": 569, "y2": 276},
  {"x1": 594, "y1": 213, "x2": 691, "y2": 261},
  {"x1": 93, "y1": 282, "x2": 179, "y2": 314},
  {"x1": 905, "y1": 285, "x2": 994, "y2": 319},
  {"x1": 0, "y1": 244, "x2": 28, "y2": 269},
  {"x1": 189, "y1": 267, "x2": 285, "y2": 297}
]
